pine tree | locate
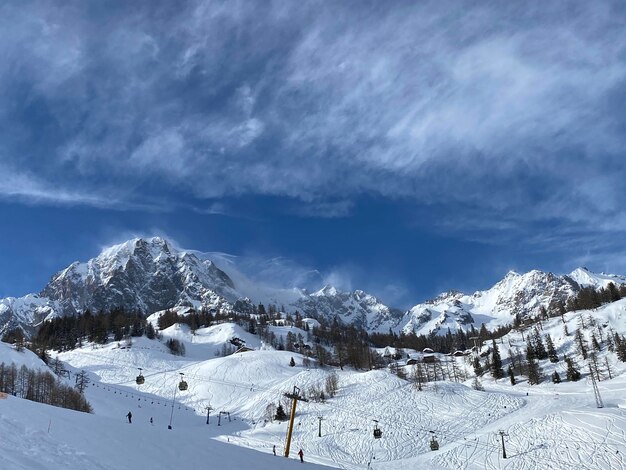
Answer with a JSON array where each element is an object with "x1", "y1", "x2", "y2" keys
[
  {"x1": 490, "y1": 340, "x2": 504, "y2": 379},
  {"x1": 589, "y1": 352, "x2": 601, "y2": 381},
  {"x1": 527, "y1": 358, "x2": 542, "y2": 385},
  {"x1": 605, "y1": 357, "x2": 613, "y2": 380},
  {"x1": 479, "y1": 323, "x2": 489, "y2": 342},
  {"x1": 607, "y1": 331, "x2": 615, "y2": 352},
  {"x1": 565, "y1": 356, "x2": 581, "y2": 381},
  {"x1": 591, "y1": 334, "x2": 601, "y2": 352},
  {"x1": 145, "y1": 323, "x2": 156, "y2": 340},
  {"x1": 274, "y1": 403, "x2": 287, "y2": 421},
  {"x1": 574, "y1": 329, "x2": 588, "y2": 359},
  {"x1": 551, "y1": 371, "x2": 561, "y2": 383},
  {"x1": 546, "y1": 334, "x2": 559, "y2": 363},
  {"x1": 533, "y1": 329, "x2": 548, "y2": 360},
  {"x1": 507, "y1": 365, "x2": 516, "y2": 385},
  {"x1": 74, "y1": 370, "x2": 90, "y2": 393}
]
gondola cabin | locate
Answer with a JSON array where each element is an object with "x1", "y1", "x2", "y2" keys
[
  {"x1": 373, "y1": 420, "x2": 382, "y2": 439},
  {"x1": 136, "y1": 368, "x2": 145, "y2": 385},
  {"x1": 178, "y1": 372, "x2": 188, "y2": 391}
]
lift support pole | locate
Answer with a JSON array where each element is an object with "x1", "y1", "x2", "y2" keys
[
  {"x1": 499, "y1": 430, "x2": 508, "y2": 459},
  {"x1": 284, "y1": 386, "x2": 308, "y2": 458}
]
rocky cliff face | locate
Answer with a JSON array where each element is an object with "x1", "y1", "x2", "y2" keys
[
  {"x1": 0, "y1": 238, "x2": 238, "y2": 336},
  {"x1": 40, "y1": 237, "x2": 237, "y2": 316},
  {"x1": 294, "y1": 285, "x2": 404, "y2": 332}
]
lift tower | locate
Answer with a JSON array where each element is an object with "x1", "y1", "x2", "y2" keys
[{"x1": 283, "y1": 386, "x2": 309, "y2": 457}]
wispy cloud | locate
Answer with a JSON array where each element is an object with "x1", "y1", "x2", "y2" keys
[
  {"x1": 0, "y1": 166, "x2": 146, "y2": 209},
  {"x1": 1, "y1": 0, "x2": 625, "y2": 248}
]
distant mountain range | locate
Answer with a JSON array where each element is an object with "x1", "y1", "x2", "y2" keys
[{"x1": 1, "y1": 237, "x2": 624, "y2": 337}]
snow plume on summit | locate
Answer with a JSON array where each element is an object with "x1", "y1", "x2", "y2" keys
[{"x1": 0, "y1": 238, "x2": 239, "y2": 336}]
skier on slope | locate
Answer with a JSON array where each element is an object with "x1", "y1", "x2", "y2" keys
[
  {"x1": 298, "y1": 448, "x2": 304, "y2": 463},
  {"x1": 126, "y1": 411, "x2": 132, "y2": 424}
]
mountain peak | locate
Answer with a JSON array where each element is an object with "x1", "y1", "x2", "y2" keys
[
  {"x1": 99, "y1": 236, "x2": 174, "y2": 260},
  {"x1": 314, "y1": 285, "x2": 339, "y2": 297},
  {"x1": 568, "y1": 267, "x2": 626, "y2": 289}
]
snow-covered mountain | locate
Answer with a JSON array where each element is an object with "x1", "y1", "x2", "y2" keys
[
  {"x1": 0, "y1": 238, "x2": 238, "y2": 336},
  {"x1": 0, "y1": 294, "x2": 56, "y2": 337},
  {"x1": 41, "y1": 237, "x2": 238, "y2": 313},
  {"x1": 295, "y1": 285, "x2": 405, "y2": 332},
  {"x1": 1, "y1": 237, "x2": 625, "y2": 338},
  {"x1": 0, "y1": 237, "x2": 410, "y2": 336},
  {"x1": 399, "y1": 268, "x2": 625, "y2": 335}
]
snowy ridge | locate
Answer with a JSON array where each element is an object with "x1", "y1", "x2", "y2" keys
[
  {"x1": 295, "y1": 285, "x2": 405, "y2": 332},
  {"x1": 0, "y1": 295, "x2": 57, "y2": 337},
  {"x1": 568, "y1": 267, "x2": 626, "y2": 289},
  {"x1": 1, "y1": 237, "x2": 626, "y2": 338},
  {"x1": 399, "y1": 268, "x2": 623, "y2": 336}
]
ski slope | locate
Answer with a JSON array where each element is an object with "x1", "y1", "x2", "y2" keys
[
  {"x1": 4, "y1": 299, "x2": 626, "y2": 469},
  {"x1": 0, "y1": 339, "x2": 333, "y2": 469}
]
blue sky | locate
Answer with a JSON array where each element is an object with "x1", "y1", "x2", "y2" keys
[{"x1": 1, "y1": 0, "x2": 626, "y2": 308}]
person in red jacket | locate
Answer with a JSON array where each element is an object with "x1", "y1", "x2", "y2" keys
[{"x1": 298, "y1": 448, "x2": 304, "y2": 463}]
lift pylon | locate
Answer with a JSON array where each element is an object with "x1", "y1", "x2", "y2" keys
[{"x1": 283, "y1": 386, "x2": 308, "y2": 457}]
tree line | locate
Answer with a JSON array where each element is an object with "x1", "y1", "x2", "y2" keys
[
  {"x1": 32, "y1": 308, "x2": 151, "y2": 353},
  {"x1": 9, "y1": 280, "x2": 626, "y2": 380},
  {"x1": 0, "y1": 362, "x2": 92, "y2": 413}
]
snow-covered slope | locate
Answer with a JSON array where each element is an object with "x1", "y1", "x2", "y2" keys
[
  {"x1": 4, "y1": 295, "x2": 626, "y2": 469},
  {"x1": 0, "y1": 340, "x2": 48, "y2": 371},
  {"x1": 0, "y1": 389, "x2": 334, "y2": 470},
  {"x1": 568, "y1": 266, "x2": 626, "y2": 289}
]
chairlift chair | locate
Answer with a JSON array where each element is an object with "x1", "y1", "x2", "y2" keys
[{"x1": 429, "y1": 433, "x2": 439, "y2": 451}]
